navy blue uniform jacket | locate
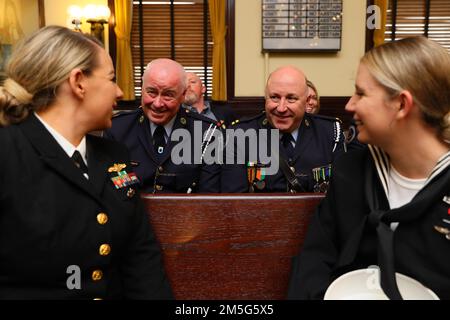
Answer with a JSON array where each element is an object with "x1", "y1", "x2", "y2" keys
[
  {"x1": 221, "y1": 112, "x2": 345, "y2": 192},
  {"x1": 210, "y1": 102, "x2": 238, "y2": 126},
  {"x1": 0, "y1": 114, "x2": 172, "y2": 299},
  {"x1": 104, "y1": 107, "x2": 221, "y2": 193}
]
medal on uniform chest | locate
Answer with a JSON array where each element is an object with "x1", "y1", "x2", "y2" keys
[
  {"x1": 255, "y1": 166, "x2": 266, "y2": 190},
  {"x1": 254, "y1": 180, "x2": 266, "y2": 190},
  {"x1": 433, "y1": 195, "x2": 450, "y2": 240},
  {"x1": 247, "y1": 161, "x2": 266, "y2": 191},
  {"x1": 312, "y1": 164, "x2": 332, "y2": 193},
  {"x1": 247, "y1": 162, "x2": 257, "y2": 185},
  {"x1": 108, "y1": 163, "x2": 140, "y2": 189}
]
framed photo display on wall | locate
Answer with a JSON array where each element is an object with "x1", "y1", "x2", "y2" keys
[{"x1": 262, "y1": 0, "x2": 343, "y2": 52}]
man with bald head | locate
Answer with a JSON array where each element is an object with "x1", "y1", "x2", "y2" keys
[
  {"x1": 104, "y1": 58, "x2": 221, "y2": 193},
  {"x1": 183, "y1": 72, "x2": 237, "y2": 126},
  {"x1": 221, "y1": 65, "x2": 345, "y2": 193}
]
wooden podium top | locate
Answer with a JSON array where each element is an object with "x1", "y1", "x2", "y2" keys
[{"x1": 141, "y1": 193, "x2": 324, "y2": 300}]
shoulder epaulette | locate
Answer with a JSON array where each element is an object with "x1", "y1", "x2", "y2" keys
[
  {"x1": 232, "y1": 111, "x2": 268, "y2": 128},
  {"x1": 182, "y1": 108, "x2": 227, "y2": 129},
  {"x1": 112, "y1": 109, "x2": 137, "y2": 118},
  {"x1": 230, "y1": 119, "x2": 240, "y2": 126},
  {"x1": 310, "y1": 113, "x2": 342, "y2": 124},
  {"x1": 183, "y1": 108, "x2": 211, "y2": 121},
  {"x1": 239, "y1": 111, "x2": 265, "y2": 123},
  {"x1": 307, "y1": 114, "x2": 343, "y2": 152}
]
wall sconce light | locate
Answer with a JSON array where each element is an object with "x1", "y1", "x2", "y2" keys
[
  {"x1": 67, "y1": 4, "x2": 111, "y2": 44},
  {"x1": 84, "y1": 4, "x2": 111, "y2": 44},
  {"x1": 68, "y1": 5, "x2": 83, "y2": 33}
]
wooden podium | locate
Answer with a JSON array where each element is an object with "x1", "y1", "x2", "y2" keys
[{"x1": 141, "y1": 193, "x2": 324, "y2": 299}]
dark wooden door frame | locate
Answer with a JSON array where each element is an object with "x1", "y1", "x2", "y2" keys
[{"x1": 38, "y1": 0, "x2": 45, "y2": 27}]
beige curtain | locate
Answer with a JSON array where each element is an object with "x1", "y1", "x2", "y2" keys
[
  {"x1": 114, "y1": 0, "x2": 135, "y2": 100},
  {"x1": 374, "y1": 0, "x2": 388, "y2": 47},
  {"x1": 208, "y1": 0, "x2": 227, "y2": 101}
]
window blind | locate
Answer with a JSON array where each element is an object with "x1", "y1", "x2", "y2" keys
[
  {"x1": 385, "y1": 0, "x2": 450, "y2": 51},
  {"x1": 131, "y1": 0, "x2": 213, "y2": 97}
]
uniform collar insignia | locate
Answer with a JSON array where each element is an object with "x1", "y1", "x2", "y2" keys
[
  {"x1": 305, "y1": 118, "x2": 310, "y2": 127},
  {"x1": 217, "y1": 120, "x2": 226, "y2": 129},
  {"x1": 247, "y1": 162, "x2": 267, "y2": 192}
]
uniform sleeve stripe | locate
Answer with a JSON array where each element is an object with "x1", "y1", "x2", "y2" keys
[
  {"x1": 368, "y1": 144, "x2": 390, "y2": 196},
  {"x1": 426, "y1": 151, "x2": 450, "y2": 185},
  {"x1": 368, "y1": 146, "x2": 450, "y2": 195}
]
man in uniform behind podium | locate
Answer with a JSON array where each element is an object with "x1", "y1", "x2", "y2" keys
[
  {"x1": 221, "y1": 65, "x2": 345, "y2": 193},
  {"x1": 104, "y1": 59, "x2": 221, "y2": 193}
]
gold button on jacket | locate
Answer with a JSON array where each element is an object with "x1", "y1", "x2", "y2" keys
[
  {"x1": 127, "y1": 188, "x2": 135, "y2": 198},
  {"x1": 97, "y1": 213, "x2": 108, "y2": 225},
  {"x1": 92, "y1": 270, "x2": 103, "y2": 281},
  {"x1": 99, "y1": 244, "x2": 111, "y2": 256}
]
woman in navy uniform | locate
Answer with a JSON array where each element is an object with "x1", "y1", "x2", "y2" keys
[
  {"x1": 0, "y1": 26, "x2": 172, "y2": 299},
  {"x1": 288, "y1": 37, "x2": 450, "y2": 300}
]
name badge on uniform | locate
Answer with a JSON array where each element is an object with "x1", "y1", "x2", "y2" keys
[{"x1": 108, "y1": 163, "x2": 140, "y2": 189}]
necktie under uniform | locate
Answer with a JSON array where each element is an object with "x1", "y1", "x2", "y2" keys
[
  {"x1": 153, "y1": 125, "x2": 166, "y2": 158},
  {"x1": 71, "y1": 150, "x2": 88, "y2": 175},
  {"x1": 281, "y1": 133, "x2": 295, "y2": 161}
]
